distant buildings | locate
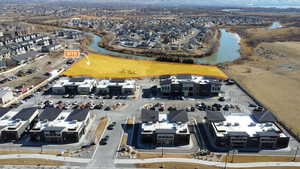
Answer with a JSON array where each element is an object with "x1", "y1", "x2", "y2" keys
[
  {"x1": 0, "y1": 87, "x2": 14, "y2": 104},
  {"x1": 30, "y1": 108, "x2": 91, "y2": 143},
  {"x1": 159, "y1": 74, "x2": 222, "y2": 97},
  {"x1": 205, "y1": 111, "x2": 289, "y2": 149},
  {"x1": 55, "y1": 29, "x2": 82, "y2": 40},
  {"x1": 140, "y1": 109, "x2": 190, "y2": 146}
]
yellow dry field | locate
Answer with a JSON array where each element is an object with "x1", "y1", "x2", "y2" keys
[{"x1": 63, "y1": 53, "x2": 228, "y2": 79}]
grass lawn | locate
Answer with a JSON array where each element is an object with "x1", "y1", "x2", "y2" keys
[{"x1": 63, "y1": 53, "x2": 228, "y2": 79}]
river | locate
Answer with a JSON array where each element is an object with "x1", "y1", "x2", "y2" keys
[
  {"x1": 267, "y1": 22, "x2": 283, "y2": 29},
  {"x1": 87, "y1": 29, "x2": 241, "y2": 65}
]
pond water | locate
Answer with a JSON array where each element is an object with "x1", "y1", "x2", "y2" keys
[{"x1": 267, "y1": 22, "x2": 283, "y2": 30}]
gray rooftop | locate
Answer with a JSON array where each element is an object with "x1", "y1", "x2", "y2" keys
[
  {"x1": 206, "y1": 111, "x2": 226, "y2": 122},
  {"x1": 66, "y1": 109, "x2": 89, "y2": 122},
  {"x1": 39, "y1": 108, "x2": 62, "y2": 121},
  {"x1": 252, "y1": 111, "x2": 277, "y2": 123},
  {"x1": 0, "y1": 107, "x2": 11, "y2": 118},
  {"x1": 168, "y1": 110, "x2": 188, "y2": 123},
  {"x1": 12, "y1": 107, "x2": 38, "y2": 121},
  {"x1": 141, "y1": 109, "x2": 159, "y2": 123}
]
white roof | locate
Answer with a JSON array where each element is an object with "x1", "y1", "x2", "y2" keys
[
  {"x1": 52, "y1": 78, "x2": 95, "y2": 88},
  {"x1": 96, "y1": 79, "x2": 136, "y2": 89},
  {"x1": 0, "y1": 87, "x2": 12, "y2": 97},
  {"x1": 33, "y1": 111, "x2": 83, "y2": 132},
  {"x1": 142, "y1": 114, "x2": 189, "y2": 134},
  {"x1": 0, "y1": 110, "x2": 26, "y2": 130},
  {"x1": 213, "y1": 113, "x2": 286, "y2": 137},
  {"x1": 166, "y1": 75, "x2": 214, "y2": 85}
]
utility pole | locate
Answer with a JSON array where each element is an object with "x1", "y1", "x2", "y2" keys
[
  {"x1": 293, "y1": 146, "x2": 299, "y2": 161},
  {"x1": 223, "y1": 151, "x2": 229, "y2": 169},
  {"x1": 161, "y1": 142, "x2": 164, "y2": 158},
  {"x1": 160, "y1": 142, "x2": 164, "y2": 168},
  {"x1": 231, "y1": 149, "x2": 237, "y2": 163}
]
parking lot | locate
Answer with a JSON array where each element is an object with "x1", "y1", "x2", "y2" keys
[{"x1": 0, "y1": 76, "x2": 299, "y2": 167}]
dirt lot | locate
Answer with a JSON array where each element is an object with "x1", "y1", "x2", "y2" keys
[
  {"x1": 94, "y1": 116, "x2": 108, "y2": 143},
  {"x1": 136, "y1": 162, "x2": 300, "y2": 169},
  {"x1": 225, "y1": 41, "x2": 300, "y2": 136},
  {"x1": 136, "y1": 152, "x2": 193, "y2": 159},
  {"x1": 0, "y1": 52, "x2": 65, "y2": 90},
  {"x1": 221, "y1": 154, "x2": 300, "y2": 163},
  {"x1": 0, "y1": 149, "x2": 60, "y2": 155},
  {"x1": 0, "y1": 158, "x2": 64, "y2": 166}
]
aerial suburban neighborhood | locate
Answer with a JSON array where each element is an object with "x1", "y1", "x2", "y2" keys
[{"x1": 0, "y1": 0, "x2": 300, "y2": 169}]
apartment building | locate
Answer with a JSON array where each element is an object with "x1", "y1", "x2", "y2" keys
[{"x1": 206, "y1": 111, "x2": 289, "y2": 149}]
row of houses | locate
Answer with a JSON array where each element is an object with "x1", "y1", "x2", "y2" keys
[
  {"x1": 0, "y1": 107, "x2": 91, "y2": 143},
  {"x1": 51, "y1": 77, "x2": 137, "y2": 96},
  {"x1": 0, "y1": 33, "x2": 61, "y2": 68},
  {"x1": 55, "y1": 29, "x2": 82, "y2": 40}
]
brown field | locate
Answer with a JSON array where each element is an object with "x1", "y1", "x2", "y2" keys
[
  {"x1": 137, "y1": 162, "x2": 300, "y2": 169},
  {"x1": 221, "y1": 155, "x2": 300, "y2": 163},
  {"x1": 94, "y1": 116, "x2": 108, "y2": 143},
  {"x1": 0, "y1": 158, "x2": 64, "y2": 166},
  {"x1": 225, "y1": 41, "x2": 300, "y2": 136},
  {"x1": 236, "y1": 27, "x2": 300, "y2": 49},
  {"x1": 136, "y1": 152, "x2": 193, "y2": 159},
  {"x1": 0, "y1": 149, "x2": 60, "y2": 155}
]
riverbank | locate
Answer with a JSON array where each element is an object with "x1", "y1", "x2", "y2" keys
[{"x1": 98, "y1": 28, "x2": 220, "y2": 61}]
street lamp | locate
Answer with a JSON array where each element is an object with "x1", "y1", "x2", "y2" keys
[
  {"x1": 222, "y1": 151, "x2": 229, "y2": 169},
  {"x1": 293, "y1": 146, "x2": 299, "y2": 161}
]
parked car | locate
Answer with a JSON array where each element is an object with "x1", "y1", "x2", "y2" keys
[
  {"x1": 218, "y1": 97, "x2": 225, "y2": 102},
  {"x1": 104, "y1": 106, "x2": 111, "y2": 111},
  {"x1": 63, "y1": 94, "x2": 69, "y2": 98},
  {"x1": 107, "y1": 124, "x2": 114, "y2": 130},
  {"x1": 99, "y1": 139, "x2": 107, "y2": 145}
]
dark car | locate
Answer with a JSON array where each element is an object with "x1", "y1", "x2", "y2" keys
[
  {"x1": 218, "y1": 97, "x2": 225, "y2": 102},
  {"x1": 100, "y1": 136, "x2": 109, "y2": 145},
  {"x1": 249, "y1": 103, "x2": 257, "y2": 107},
  {"x1": 104, "y1": 106, "x2": 111, "y2": 111},
  {"x1": 107, "y1": 124, "x2": 114, "y2": 130},
  {"x1": 99, "y1": 139, "x2": 107, "y2": 145}
]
